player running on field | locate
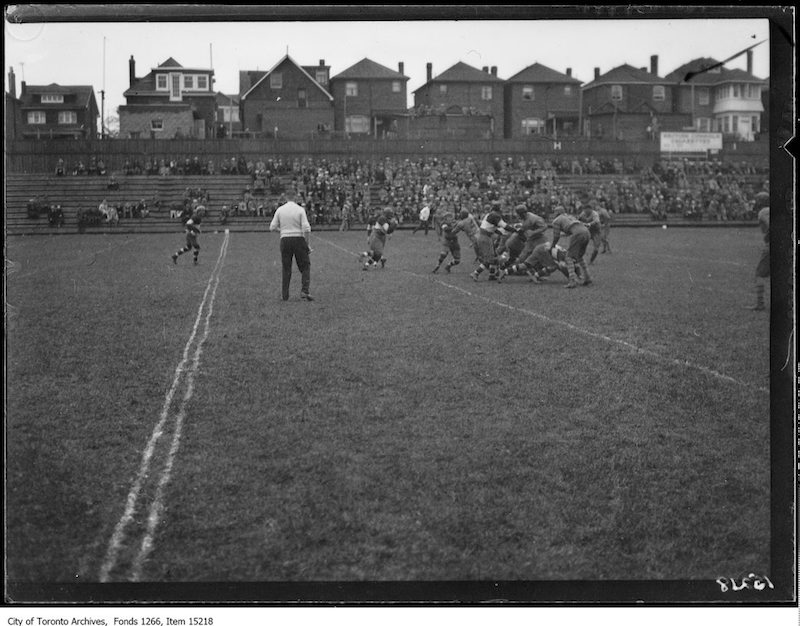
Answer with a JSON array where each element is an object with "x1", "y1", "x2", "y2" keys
[
  {"x1": 450, "y1": 208, "x2": 481, "y2": 263},
  {"x1": 172, "y1": 214, "x2": 202, "y2": 265},
  {"x1": 361, "y1": 208, "x2": 398, "y2": 270},
  {"x1": 550, "y1": 205, "x2": 592, "y2": 288},
  {"x1": 597, "y1": 202, "x2": 612, "y2": 254},
  {"x1": 470, "y1": 202, "x2": 513, "y2": 281},
  {"x1": 432, "y1": 212, "x2": 461, "y2": 273},
  {"x1": 577, "y1": 200, "x2": 603, "y2": 264}
]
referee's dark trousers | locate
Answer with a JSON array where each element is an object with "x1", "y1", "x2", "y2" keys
[{"x1": 280, "y1": 236, "x2": 311, "y2": 300}]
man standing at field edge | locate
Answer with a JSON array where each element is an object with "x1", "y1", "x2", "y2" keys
[
  {"x1": 269, "y1": 188, "x2": 313, "y2": 302},
  {"x1": 747, "y1": 189, "x2": 770, "y2": 311}
]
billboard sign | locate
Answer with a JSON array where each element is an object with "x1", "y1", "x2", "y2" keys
[{"x1": 660, "y1": 131, "x2": 723, "y2": 152}]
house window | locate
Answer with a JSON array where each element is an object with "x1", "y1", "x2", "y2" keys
[
  {"x1": 170, "y1": 74, "x2": 182, "y2": 101},
  {"x1": 521, "y1": 118, "x2": 544, "y2": 135},
  {"x1": 481, "y1": 86, "x2": 493, "y2": 101},
  {"x1": 183, "y1": 75, "x2": 195, "y2": 90},
  {"x1": 346, "y1": 115, "x2": 369, "y2": 134},
  {"x1": 751, "y1": 115, "x2": 759, "y2": 133},
  {"x1": 58, "y1": 111, "x2": 77, "y2": 124},
  {"x1": 156, "y1": 74, "x2": 167, "y2": 90},
  {"x1": 722, "y1": 116, "x2": 730, "y2": 133},
  {"x1": 41, "y1": 94, "x2": 64, "y2": 103},
  {"x1": 222, "y1": 107, "x2": 239, "y2": 123},
  {"x1": 652, "y1": 85, "x2": 665, "y2": 101},
  {"x1": 564, "y1": 85, "x2": 572, "y2": 96},
  {"x1": 733, "y1": 84, "x2": 741, "y2": 98},
  {"x1": 298, "y1": 88, "x2": 307, "y2": 109},
  {"x1": 392, "y1": 81, "x2": 401, "y2": 93},
  {"x1": 27, "y1": 111, "x2": 46, "y2": 124},
  {"x1": 270, "y1": 73, "x2": 282, "y2": 89},
  {"x1": 151, "y1": 119, "x2": 164, "y2": 131},
  {"x1": 697, "y1": 87, "x2": 709, "y2": 105},
  {"x1": 196, "y1": 75, "x2": 208, "y2": 90},
  {"x1": 315, "y1": 70, "x2": 328, "y2": 86},
  {"x1": 611, "y1": 85, "x2": 623, "y2": 101},
  {"x1": 129, "y1": 131, "x2": 141, "y2": 139},
  {"x1": 439, "y1": 84, "x2": 447, "y2": 94},
  {"x1": 747, "y1": 84, "x2": 760, "y2": 99},
  {"x1": 696, "y1": 117, "x2": 711, "y2": 131},
  {"x1": 522, "y1": 86, "x2": 534, "y2": 100},
  {"x1": 345, "y1": 82, "x2": 358, "y2": 97},
  {"x1": 732, "y1": 115, "x2": 738, "y2": 134}
]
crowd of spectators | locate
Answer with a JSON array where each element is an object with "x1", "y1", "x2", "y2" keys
[{"x1": 50, "y1": 153, "x2": 768, "y2": 226}]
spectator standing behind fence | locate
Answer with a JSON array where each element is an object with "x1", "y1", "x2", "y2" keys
[{"x1": 269, "y1": 188, "x2": 314, "y2": 302}]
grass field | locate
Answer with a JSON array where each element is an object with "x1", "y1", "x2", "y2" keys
[{"x1": 5, "y1": 224, "x2": 776, "y2": 597}]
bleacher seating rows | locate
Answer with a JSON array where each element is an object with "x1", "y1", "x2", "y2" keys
[{"x1": 5, "y1": 172, "x2": 759, "y2": 236}]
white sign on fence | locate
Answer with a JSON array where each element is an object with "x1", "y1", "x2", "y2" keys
[{"x1": 660, "y1": 132, "x2": 723, "y2": 152}]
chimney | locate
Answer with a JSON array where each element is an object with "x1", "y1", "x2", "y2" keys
[
  {"x1": 8, "y1": 66, "x2": 15, "y2": 99},
  {"x1": 20, "y1": 80, "x2": 26, "y2": 96},
  {"x1": 566, "y1": 67, "x2": 572, "y2": 77},
  {"x1": 746, "y1": 50, "x2": 753, "y2": 74},
  {"x1": 129, "y1": 55, "x2": 136, "y2": 87},
  {"x1": 426, "y1": 62, "x2": 432, "y2": 82},
  {"x1": 594, "y1": 67, "x2": 600, "y2": 80},
  {"x1": 319, "y1": 59, "x2": 325, "y2": 66},
  {"x1": 398, "y1": 61, "x2": 404, "y2": 76},
  {"x1": 650, "y1": 55, "x2": 659, "y2": 76},
  {"x1": 491, "y1": 66, "x2": 497, "y2": 77},
  {"x1": 482, "y1": 66, "x2": 489, "y2": 73}
]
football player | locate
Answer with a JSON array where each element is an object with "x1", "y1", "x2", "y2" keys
[
  {"x1": 172, "y1": 214, "x2": 202, "y2": 266},
  {"x1": 361, "y1": 208, "x2": 398, "y2": 270},
  {"x1": 432, "y1": 212, "x2": 461, "y2": 273},
  {"x1": 550, "y1": 205, "x2": 592, "y2": 288}
]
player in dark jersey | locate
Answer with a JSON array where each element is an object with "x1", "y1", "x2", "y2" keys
[
  {"x1": 550, "y1": 205, "x2": 592, "y2": 288},
  {"x1": 748, "y1": 190, "x2": 770, "y2": 311},
  {"x1": 432, "y1": 212, "x2": 461, "y2": 273},
  {"x1": 470, "y1": 202, "x2": 512, "y2": 281},
  {"x1": 171, "y1": 215, "x2": 202, "y2": 265},
  {"x1": 497, "y1": 204, "x2": 549, "y2": 282},
  {"x1": 577, "y1": 201, "x2": 603, "y2": 264},
  {"x1": 361, "y1": 208, "x2": 398, "y2": 270}
]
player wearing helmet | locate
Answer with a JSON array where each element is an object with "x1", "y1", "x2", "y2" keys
[
  {"x1": 171, "y1": 215, "x2": 202, "y2": 265},
  {"x1": 550, "y1": 205, "x2": 592, "y2": 288},
  {"x1": 361, "y1": 208, "x2": 397, "y2": 270},
  {"x1": 470, "y1": 202, "x2": 512, "y2": 281},
  {"x1": 431, "y1": 212, "x2": 461, "y2": 273},
  {"x1": 497, "y1": 205, "x2": 549, "y2": 282}
]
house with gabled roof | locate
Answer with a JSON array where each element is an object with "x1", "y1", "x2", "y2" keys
[
  {"x1": 329, "y1": 58, "x2": 409, "y2": 138},
  {"x1": 239, "y1": 55, "x2": 333, "y2": 138},
  {"x1": 119, "y1": 56, "x2": 216, "y2": 139},
  {"x1": 214, "y1": 92, "x2": 241, "y2": 138},
  {"x1": 581, "y1": 55, "x2": 689, "y2": 141},
  {"x1": 663, "y1": 49, "x2": 765, "y2": 141},
  {"x1": 411, "y1": 61, "x2": 504, "y2": 139},
  {"x1": 503, "y1": 62, "x2": 582, "y2": 139},
  {"x1": 12, "y1": 66, "x2": 99, "y2": 140}
]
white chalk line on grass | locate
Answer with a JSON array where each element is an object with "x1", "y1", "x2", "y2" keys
[
  {"x1": 427, "y1": 276, "x2": 768, "y2": 395},
  {"x1": 99, "y1": 229, "x2": 230, "y2": 582},
  {"x1": 314, "y1": 235, "x2": 767, "y2": 394}
]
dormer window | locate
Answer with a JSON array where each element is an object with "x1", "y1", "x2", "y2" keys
[
  {"x1": 652, "y1": 85, "x2": 665, "y2": 101},
  {"x1": 183, "y1": 75, "x2": 195, "y2": 90},
  {"x1": 41, "y1": 94, "x2": 64, "y2": 103},
  {"x1": 611, "y1": 85, "x2": 623, "y2": 101},
  {"x1": 270, "y1": 73, "x2": 282, "y2": 89},
  {"x1": 196, "y1": 75, "x2": 208, "y2": 90},
  {"x1": 315, "y1": 70, "x2": 328, "y2": 86},
  {"x1": 156, "y1": 74, "x2": 168, "y2": 90}
]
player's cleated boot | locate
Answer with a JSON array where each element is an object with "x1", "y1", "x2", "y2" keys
[
  {"x1": 582, "y1": 278, "x2": 592, "y2": 286},
  {"x1": 444, "y1": 263, "x2": 451, "y2": 273},
  {"x1": 171, "y1": 254, "x2": 178, "y2": 264},
  {"x1": 300, "y1": 292, "x2": 314, "y2": 301},
  {"x1": 380, "y1": 258, "x2": 386, "y2": 268},
  {"x1": 496, "y1": 268, "x2": 507, "y2": 283},
  {"x1": 528, "y1": 271, "x2": 541, "y2": 283},
  {"x1": 565, "y1": 280, "x2": 579, "y2": 289},
  {"x1": 470, "y1": 271, "x2": 479, "y2": 282}
]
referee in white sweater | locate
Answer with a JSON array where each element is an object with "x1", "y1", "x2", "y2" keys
[{"x1": 269, "y1": 188, "x2": 313, "y2": 301}]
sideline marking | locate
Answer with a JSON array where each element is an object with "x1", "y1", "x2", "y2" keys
[
  {"x1": 99, "y1": 230, "x2": 230, "y2": 582},
  {"x1": 314, "y1": 235, "x2": 767, "y2": 395}
]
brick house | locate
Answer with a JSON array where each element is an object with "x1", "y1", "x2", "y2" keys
[
  {"x1": 581, "y1": 56, "x2": 689, "y2": 141},
  {"x1": 663, "y1": 50, "x2": 765, "y2": 141},
  {"x1": 503, "y1": 63, "x2": 582, "y2": 139},
  {"x1": 119, "y1": 56, "x2": 216, "y2": 139},
  {"x1": 239, "y1": 55, "x2": 333, "y2": 138},
  {"x1": 411, "y1": 61, "x2": 504, "y2": 139},
  {"x1": 214, "y1": 92, "x2": 241, "y2": 138},
  {"x1": 329, "y1": 58, "x2": 409, "y2": 138},
  {"x1": 11, "y1": 66, "x2": 99, "y2": 139}
]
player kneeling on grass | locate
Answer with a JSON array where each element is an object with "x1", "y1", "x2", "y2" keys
[
  {"x1": 524, "y1": 242, "x2": 582, "y2": 283},
  {"x1": 172, "y1": 215, "x2": 201, "y2": 265},
  {"x1": 432, "y1": 212, "x2": 461, "y2": 273},
  {"x1": 361, "y1": 208, "x2": 397, "y2": 270}
]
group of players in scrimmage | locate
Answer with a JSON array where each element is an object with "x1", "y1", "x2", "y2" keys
[{"x1": 360, "y1": 195, "x2": 611, "y2": 289}]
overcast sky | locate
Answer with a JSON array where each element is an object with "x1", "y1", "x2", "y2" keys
[{"x1": 5, "y1": 10, "x2": 771, "y2": 121}]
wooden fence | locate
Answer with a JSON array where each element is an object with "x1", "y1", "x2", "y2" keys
[{"x1": 5, "y1": 136, "x2": 769, "y2": 174}]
